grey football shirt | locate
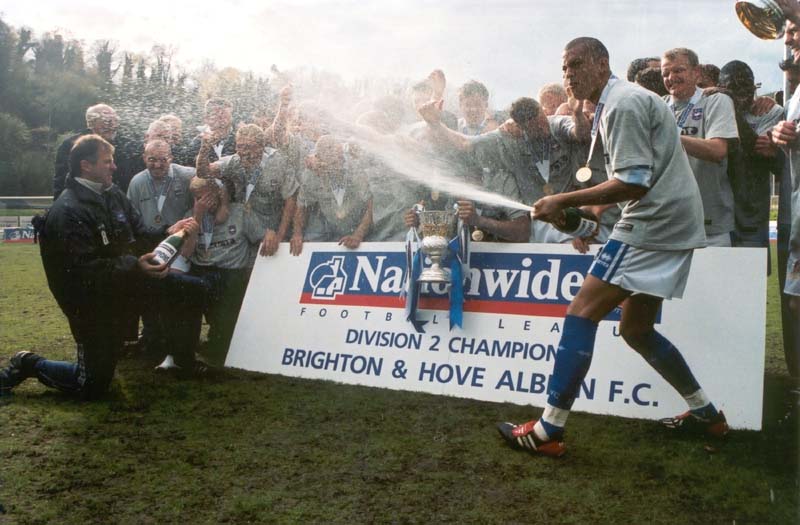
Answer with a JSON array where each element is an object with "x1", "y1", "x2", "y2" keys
[
  {"x1": 603, "y1": 80, "x2": 706, "y2": 250},
  {"x1": 479, "y1": 166, "x2": 527, "y2": 221},
  {"x1": 218, "y1": 154, "x2": 259, "y2": 204},
  {"x1": 127, "y1": 164, "x2": 194, "y2": 228},
  {"x1": 242, "y1": 147, "x2": 300, "y2": 244},
  {"x1": 297, "y1": 161, "x2": 372, "y2": 241},
  {"x1": 665, "y1": 88, "x2": 739, "y2": 236},
  {"x1": 189, "y1": 204, "x2": 250, "y2": 270},
  {"x1": 470, "y1": 117, "x2": 579, "y2": 207}
]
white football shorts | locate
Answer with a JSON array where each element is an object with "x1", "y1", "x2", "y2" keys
[{"x1": 588, "y1": 239, "x2": 694, "y2": 300}]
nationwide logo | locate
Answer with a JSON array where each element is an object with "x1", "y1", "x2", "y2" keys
[
  {"x1": 299, "y1": 251, "x2": 661, "y2": 322},
  {"x1": 308, "y1": 255, "x2": 349, "y2": 300}
]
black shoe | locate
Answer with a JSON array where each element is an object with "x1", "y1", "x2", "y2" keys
[
  {"x1": 659, "y1": 410, "x2": 729, "y2": 438},
  {"x1": 496, "y1": 420, "x2": 567, "y2": 457},
  {"x1": 1, "y1": 351, "x2": 42, "y2": 395},
  {"x1": 10, "y1": 351, "x2": 43, "y2": 378},
  {"x1": 186, "y1": 360, "x2": 216, "y2": 378},
  {"x1": 0, "y1": 365, "x2": 23, "y2": 395}
]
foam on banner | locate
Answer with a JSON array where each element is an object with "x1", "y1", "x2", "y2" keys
[{"x1": 228, "y1": 243, "x2": 767, "y2": 430}]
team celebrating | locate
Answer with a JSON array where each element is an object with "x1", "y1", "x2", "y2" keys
[{"x1": 2, "y1": 30, "x2": 799, "y2": 456}]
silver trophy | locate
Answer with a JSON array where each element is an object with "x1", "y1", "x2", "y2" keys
[
  {"x1": 735, "y1": 0, "x2": 787, "y2": 39},
  {"x1": 417, "y1": 210, "x2": 455, "y2": 283}
]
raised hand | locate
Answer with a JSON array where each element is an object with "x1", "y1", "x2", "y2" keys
[{"x1": 417, "y1": 99, "x2": 444, "y2": 125}]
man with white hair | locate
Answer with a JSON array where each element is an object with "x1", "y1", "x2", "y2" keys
[
  {"x1": 53, "y1": 103, "x2": 119, "y2": 200},
  {"x1": 537, "y1": 83, "x2": 568, "y2": 117},
  {"x1": 158, "y1": 114, "x2": 190, "y2": 165}
]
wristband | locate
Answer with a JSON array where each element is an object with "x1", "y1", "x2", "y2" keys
[{"x1": 170, "y1": 255, "x2": 191, "y2": 273}]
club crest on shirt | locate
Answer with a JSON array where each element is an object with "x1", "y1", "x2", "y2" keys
[
  {"x1": 228, "y1": 224, "x2": 237, "y2": 235},
  {"x1": 691, "y1": 107, "x2": 704, "y2": 120}
]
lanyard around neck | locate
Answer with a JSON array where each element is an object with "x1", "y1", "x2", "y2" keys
[
  {"x1": 147, "y1": 169, "x2": 173, "y2": 213},
  {"x1": 585, "y1": 74, "x2": 619, "y2": 168},
  {"x1": 669, "y1": 88, "x2": 703, "y2": 130}
]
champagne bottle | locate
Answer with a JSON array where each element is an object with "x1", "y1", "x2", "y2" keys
[
  {"x1": 552, "y1": 208, "x2": 599, "y2": 238},
  {"x1": 151, "y1": 230, "x2": 187, "y2": 266}
]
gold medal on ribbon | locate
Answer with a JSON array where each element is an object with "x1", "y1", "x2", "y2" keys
[
  {"x1": 576, "y1": 166, "x2": 592, "y2": 183},
  {"x1": 336, "y1": 208, "x2": 347, "y2": 220},
  {"x1": 154, "y1": 214, "x2": 162, "y2": 224},
  {"x1": 471, "y1": 229, "x2": 485, "y2": 242},
  {"x1": 543, "y1": 183, "x2": 554, "y2": 196}
]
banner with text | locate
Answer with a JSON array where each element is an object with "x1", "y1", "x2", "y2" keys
[{"x1": 228, "y1": 243, "x2": 766, "y2": 430}]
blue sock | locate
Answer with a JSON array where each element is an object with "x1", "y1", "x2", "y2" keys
[
  {"x1": 690, "y1": 403, "x2": 719, "y2": 420},
  {"x1": 538, "y1": 418, "x2": 563, "y2": 440},
  {"x1": 547, "y1": 315, "x2": 598, "y2": 410},
  {"x1": 639, "y1": 330, "x2": 700, "y2": 396},
  {"x1": 682, "y1": 389, "x2": 719, "y2": 419}
]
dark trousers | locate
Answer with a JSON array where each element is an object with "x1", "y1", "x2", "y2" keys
[
  {"x1": 37, "y1": 272, "x2": 208, "y2": 399},
  {"x1": 189, "y1": 266, "x2": 250, "y2": 366},
  {"x1": 778, "y1": 223, "x2": 799, "y2": 379}
]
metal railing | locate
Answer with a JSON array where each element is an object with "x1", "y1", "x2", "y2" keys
[
  {"x1": 0, "y1": 196, "x2": 53, "y2": 209},
  {"x1": 0, "y1": 196, "x2": 51, "y2": 229}
]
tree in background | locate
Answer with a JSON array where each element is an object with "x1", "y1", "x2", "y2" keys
[{"x1": 0, "y1": 15, "x2": 283, "y2": 196}]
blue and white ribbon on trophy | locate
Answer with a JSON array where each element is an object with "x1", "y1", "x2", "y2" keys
[
  {"x1": 402, "y1": 204, "x2": 427, "y2": 333},
  {"x1": 402, "y1": 203, "x2": 471, "y2": 333},
  {"x1": 442, "y1": 205, "x2": 470, "y2": 330}
]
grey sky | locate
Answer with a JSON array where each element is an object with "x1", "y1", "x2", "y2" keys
[{"x1": 1, "y1": 0, "x2": 788, "y2": 106}]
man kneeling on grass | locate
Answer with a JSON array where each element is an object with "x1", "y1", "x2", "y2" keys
[{"x1": 0, "y1": 135, "x2": 208, "y2": 400}]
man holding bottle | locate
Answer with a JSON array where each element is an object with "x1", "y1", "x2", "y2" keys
[
  {"x1": 497, "y1": 37, "x2": 728, "y2": 457},
  {"x1": 0, "y1": 135, "x2": 206, "y2": 399}
]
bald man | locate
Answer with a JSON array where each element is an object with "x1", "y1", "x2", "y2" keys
[{"x1": 127, "y1": 140, "x2": 195, "y2": 230}]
